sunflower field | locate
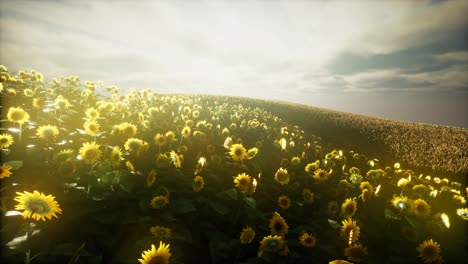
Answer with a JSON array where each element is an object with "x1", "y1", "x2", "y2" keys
[{"x1": 0, "y1": 66, "x2": 467, "y2": 264}]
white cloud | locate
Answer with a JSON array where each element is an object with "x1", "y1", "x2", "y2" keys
[
  {"x1": 1, "y1": 0, "x2": 467, "y2": 98},
  {"x1": 434, "y1": 51, "x2": 468, "y2": 63}
]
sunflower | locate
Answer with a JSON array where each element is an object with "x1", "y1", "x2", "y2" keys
[
  {"x1": 349, "y1": 167, "x2": 361, "y2": 175},
  {"x1": 181, "y1": 126, "x2": 191, "y2": 139},
  {"x1": 165, "y1": 131, "x2": 176, "y2": 144},
  {"x1": 456, "y1": 208, "x2": 468, "y2": 220},
  {"x1": 246, "y1": 147, "x2": 259, "y2": 159},
  {"x1": 341, "y1": 198, "x2": 357, "y2": 218},
  {"x1": 234, "y1": 173, "x2": 251, "y2": 191},
  {"x1": 259, "y1": 235, "x2": 286, "y2": 255},
  {"x1": 0, "y1": 133, "x2": 14, "y2": 148},
  {"x1": 150, "y1": 226, "x2": 172, "y2": 240},
  {"x1": 124, "y1": 138, "x2": 148, "y2": 154},
  {"x1": 305, "y1": 162, "x2": 319, "y2": 174},
  {"x1": 118, "y1": 122, "x2": 138, "y2": 138},
  {"x1": 110, "y1": 146, "x2": 122, "y2": 168},
  {"x1": 314, "y1": 169, "x2": 329, "y2": 182},
  {"x1": 79, "y1": 142, "x2": 102, "y2": 164},
  {"x1": 274, "y1": 168, "x2": 290, "y2": 185},
  {"x1": 85, "y1": 107, "x2": 100, "y2": 120},
  {"x1": 230, "y1": 143, "x2": 247, "y2": 162},
  {"x1": 413, "y1": 199, "x2": 431, "y2": 218},
  {"x1": 401, "y1": 225, "x2": 418, "y2": 241},
  {"x1": 84, "y1": 121, "x2": 100, "y2": 136},
  {"x1": 269, "y1": 212, "x2": 288, "y2": 236},
  {"x1": 328, "y1": 260, "x2": 353, "y2": 264},
  {"x1": 32, "y1": 97, "x2": 46, "y2": 109},
  {"x1": 417, "y1": 239, "x2": 442, "y2": 264},
  {"x1": 36, "y1": 125, "x2": 60, "y2": 142},
  {"x1": 299, "y1": 233, "x2": 317, "y2": 247},
  {"x1": 138, "y1": 242, "x2": 171, "y2": 264},
  {"x1": 361, "y1": 189, "x2": 370, "y2": 202},
  {"x1": 14, "y1": 191, "x2": 62, "y2": 221},
  {"x1": 7, "y1": 107, "x2": 30, "y2": 124},
  {"x1": 344, "y1": 243, "x2": 368, "y2": 263},
  {"x1": 391, "y1": 196, "x2": 414, "y2": 214},
  {"x1": 57, "y1": 159, "x2": 76, "y2": 177},
  {"x1": 277, "y1": 195, "x2": 291, "y2": 209},
  {"x1": 150, "y1": 195, "x2": 169, "y2": 209},
  {"x1": 328, "y1": 201, "x2": 339, "y2": 216},
  {"x1": 126, "y1": 160, "x2": 135, "y2": 171},
  {"x1": 147, "y1": 169, "x2": 157, "y2": 187},
  {"x1": 240, "y1": 226, "x2": 255, "y2": 244},
  {"x1": 156, "y1": 153, "x2": 171, "y2": 169},
  {"x1": 359, "y1": 181, "x2": 374, "y2": 193},
  {"x1": 54, "y1": 96, "x2": 71, "y2": 110},
  {"x1": 302, "y1": 188, "x2": 314, "y2": 204},
  {"x1": 290, "y1": 156, "x2": 301, "y2": 166},
  {"x1": 154, "y1": 133, "x2": 167, "y2": 146},
  {"x1": 349, "y1": 173, "x2": 363, "y2": 184},
  {"x1": 0, "y1": 164, "x2": 13, "y2": 179},
  {"x1": 193, "y1": 176, "x2": 205, "y2": 192},
  {"x1": 341, "y1": 219, "x2": 360, "y2": 243}
]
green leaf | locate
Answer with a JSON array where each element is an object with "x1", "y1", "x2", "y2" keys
[
  {"x1": 384, "y1": 208, "x2": 401, "y2": 220},
  {"x1": 244, "y1": 197, "x2": 256, "y2": 208},
  {"x1": 208, "y1": 200, "x2": 230, "y2": 215},
  {"x1": 216, "y1": 188, "x2": 238, "y2": 200},
  {"x1": 172, "y1": 224, "x2": 193, "y2": 244},
  {"x1": 4, "y1": 160, "x2": 23, "y2": 170},
  {"x1": 171, "y1": 198, "x2": 196, "y2": 215}
]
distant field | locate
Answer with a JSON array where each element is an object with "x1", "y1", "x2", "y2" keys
[{"x1": 198, "y1": 95, "x2": 468, "y2": 180}]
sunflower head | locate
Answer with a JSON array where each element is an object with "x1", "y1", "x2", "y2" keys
[
  {"x1": 181, "y1": 126, "x2": 191, "y2": 139},
  {"x1": 150, "y1": 195, "x2": 169, "y2": 209},
  {"x1": 230, "y1": 143, "x2": 247, "y2": 162},
  {"x1": 193, "y1": 176, "x2": 205, "y2": 192},
  {"x1": 344, "y1": 243, "x2": 368, "y2": 263},
  {"x1": 274, "y1": 168, "x2": 290, "y2": 185},
  {"x1": 341, "y1": 198, "x2": 357, "y2": 218},
  {"x1": 413, "y1": 199, "x2": 431, "y2": 218},
  {"x1": 314, "y1": 169, "x2": 329, "y2": 182},
  {"x1": 0, "y1": 134, "x2": 14, "y2": 148},
  {"x1": 118, "y1": 122, "x2": 138, "y2": 138},
  {"x1": 7, "y1": 107, "x2": 30, "y2": 124},
  {"x1": 110, "y1": 146, "x2": 122, "y2": 168},
  {"x1": 391, "y1": 195, "x2": 414, "y2": 215},
  {"x1": 14, "y1": 191, "x2": 62, "y2": 221},
  {"x1": 0, "y1": 164, "x2": 13, "y2": 179},
  {"x1": 154, "y1": 133, "x2": 167, "y2": 146},
  {"x1": 299, "y1": 233, "x2": 317, "y2": 247},
  {"x1": 269, "y1": 212, "x2": 288, "y2": 236},
  {"x1": 259, "y1": 235, "x2": 286, "y2": 254},
  {"x1": 147, "y1": 169, "x2": 157, "y2": 187},
  {"x1": 36, "y1": 125, "x2": 60, "y2": 142},
  {"x1": 240, "y1": 226, "x2": 255, "y2": 244},
  {"x1": 150, "y1": 226, "x2": 172, "y2": 240},
  {"x1": 138, "y1": 242, "x2": 171, "y2": 264},
  {"x1": 234, "y1": 173, "x2": 251, "y2": 191},
  {"x1": 341, "y1": 218, "x2": 360, "y2": 243},
  {"x1": 79, "y1": 142, "x2": 102, "y2": 164},
  {"x1": 246, "y1": 147, "x2": 259, "y2": 159},
  {"x1": 84, "y1": 121, "x2": 100, "y2": 136},
  {"x1": 302, "y1": 188, "x2": 314, "y2": 204},
  {"x1": 277, "y1": 195, "x2": 291, "y2": 210},
  {"x1": 85, "y1": 107, "x2": 100, "y2": 120},
  {"x1": 305, "y1": 162, "x2": 319, "y2": 174},
  {"x1": 417, "y1": 239, "x2": 442, "y2": 264}
]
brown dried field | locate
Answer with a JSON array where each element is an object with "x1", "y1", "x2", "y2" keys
[{"x1": 197, "y1": 95, "x2": 467, "y2": 183}]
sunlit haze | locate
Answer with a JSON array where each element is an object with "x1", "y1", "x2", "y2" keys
[{"x1": 1, "y1": 0, "x2": 467, "y2": 127}]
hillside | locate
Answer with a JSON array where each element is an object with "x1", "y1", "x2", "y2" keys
[{"x1": 197, "y1": 95, "x2": 467, "y2": 180}]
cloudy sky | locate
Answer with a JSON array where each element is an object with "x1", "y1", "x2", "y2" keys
[{"x1": 1, "y1": 0, "x2": 467, "y2": 127}]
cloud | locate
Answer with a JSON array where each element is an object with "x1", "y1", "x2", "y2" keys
[{"x1": 434, "y1": 51, "x2": 468, "y2": 63}]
